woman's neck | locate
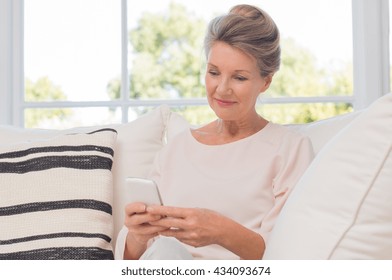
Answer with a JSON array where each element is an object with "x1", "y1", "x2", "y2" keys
[
  {"x1": 192, "y1": 113, "x2": 269, "y2": 145},
  {"x1": 216, "y1": 114, "x2": 268, "y2": 139}
]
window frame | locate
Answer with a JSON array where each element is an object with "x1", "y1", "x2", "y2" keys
[{"x1": 0, "y1": 0, "x2": 389, "y2": 127}]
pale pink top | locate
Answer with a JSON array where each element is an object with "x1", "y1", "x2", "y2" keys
[{"x1": 148, "y1": 123, "x2": 314, "y2": 259}]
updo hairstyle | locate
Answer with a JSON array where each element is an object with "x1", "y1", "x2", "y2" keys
[{"x1": 204, "y1": 4, "x2": 280, "y2": 77}]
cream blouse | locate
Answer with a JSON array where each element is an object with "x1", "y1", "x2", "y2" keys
[{"x1": 145, "y1": 122, "x2": 314, "y2": 259}]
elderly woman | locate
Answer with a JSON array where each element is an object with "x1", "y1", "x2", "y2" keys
[{"x1": 116, "y1": 4, "x2": 314, "y2": 260}]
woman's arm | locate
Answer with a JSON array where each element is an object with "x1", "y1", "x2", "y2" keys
[
  {"x1": 148, "y1": 206, "x2": 265, "y2": 260},
  {"x1": 218, "y1": 216, "x2": 265, "y2": 259},
  {"x1": 124, "y1": 231, "x2": 148, "y2": 260}
]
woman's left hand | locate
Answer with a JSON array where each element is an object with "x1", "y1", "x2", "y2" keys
[{"x1": 147, "y1": 205, "x2": 226, "y2": 248}]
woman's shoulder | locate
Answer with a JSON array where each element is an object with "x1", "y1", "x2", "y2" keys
[
  {"x1": 267, "y1": 122, "x2": 307, "y2": 138},
  {"x1": 265, "y1": 122, "x2": 311, "y2": 148}
]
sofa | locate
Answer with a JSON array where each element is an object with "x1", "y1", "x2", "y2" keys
[{"x1": 0, "y1": 92, "x2": 391, "y2": 260}]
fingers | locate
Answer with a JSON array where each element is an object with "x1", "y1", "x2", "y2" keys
[
  {"x1": 146, "y1": 205, "x2": 189, "y2": 229},
  {"x1": 149, "y1": 216, "x2": 186, "y2": 229},
  {"x1": 124, "y1": 202, "x2": 162, "y2": 228},
  {"x1": 147, "y1": 207, "x2": 221, "y2": 249},
  {"x1": 129, "y1": 223, "x2": 168, "y2": 236},
  {"x1": 147, "y1": 206, "x2": 201, "y2": 230},
  {"x1": 158, "y1": 227, "x2": 187, "y2": 238},
  {"x1": 124, "y1": 203, "x2": 173, "y2": 248},
  {"x1": 125, "y1": 202, "x2": 147, "y2": 215},
  {"x1": 126, "y1": 214, "x2": 162, "y2": 228},
  {"x1": 125, "y1": 212, "x2": 168, "y2": 246},
  {"x1": 146, "y1": 205, "x2": 189, "y2": 218}
]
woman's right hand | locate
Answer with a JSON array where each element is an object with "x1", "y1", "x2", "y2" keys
[{"x1": 123, "y1": 202, "x2": 167, "y2": 259}]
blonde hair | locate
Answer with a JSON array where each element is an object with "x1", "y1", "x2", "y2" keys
[{"x1": 204, "y1": 4, "x2": 280, "y2": 77}]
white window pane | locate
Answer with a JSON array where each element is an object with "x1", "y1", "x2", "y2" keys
[
  {"x1": 24, "y1": 0, "x2": 121, "y2": 102},
  {"x1": 266, "y1": 0, "x2": 353, "y2": 98}
]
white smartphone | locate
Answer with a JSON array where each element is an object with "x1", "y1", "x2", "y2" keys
[{"x1": 125, "y1": 177, "x2": 163, "y2": 206}]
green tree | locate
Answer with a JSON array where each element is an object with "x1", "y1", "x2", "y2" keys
[
  {"x1": 269, "y1": 38, "x2": 327, "y2": 97},
  {"x1": 25, "y1": 77, "x2": 71, "y2": 127},
  {"x1": 261, "y1": 38, "x2": 353, "y2": 123},
  {"x1": 107, "y1": 2, "x2": 207, "y2": 119},
  {"x1": 130, "y1": 3, "x2": 206, "y2": 100},
  {"x1": 107, "y1": 2, "x2": 206, "y2": 102}
]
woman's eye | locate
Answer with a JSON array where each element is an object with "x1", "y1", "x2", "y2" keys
[
  {"x1": 235, "y1": 76, "x2": 247, "y2": 81},
  {"x1": 208, "y1": 70, "x2": 219, "y2": 76}
]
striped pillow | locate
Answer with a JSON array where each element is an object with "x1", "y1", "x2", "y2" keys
[{"x1": 0, "y1": 128, "x2": 117, "y2": 260}]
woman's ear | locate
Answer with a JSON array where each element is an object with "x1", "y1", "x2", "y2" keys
[{"x1": 260, "y1": 74, "x2": 273, "y2": 93}]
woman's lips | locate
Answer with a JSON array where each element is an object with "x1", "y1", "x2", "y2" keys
[{"x1": 215, "y1": 98, "x2": 237, "y2": 107}]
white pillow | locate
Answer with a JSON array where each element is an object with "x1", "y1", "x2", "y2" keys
[
  {"x1": 263, "y1": 93, "x2": 392, "y2": 259},
  {"x1": 166, "y1": 110, "x2": 191, "y2": 142},
  {"x1": 110, "y1": 106, "x2": 170, "y2": 245},
  {"x1": 0, "y1": 105, "x2": 171, "y2": 250},
  {"x1": 297, "y1": 110, "x2": 361, "y2": 154},
  {"x1": 0, "y1": 129, "x2": 117, "y2": 259}
]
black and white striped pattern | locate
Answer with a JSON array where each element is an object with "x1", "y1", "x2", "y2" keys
[{"x1": 0, "y1": 129, "x2": 117, "y2": 260}]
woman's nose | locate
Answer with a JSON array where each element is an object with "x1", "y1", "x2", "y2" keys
[{"x1": 216, "y1": 77, "x2": 231, "y2": 94}]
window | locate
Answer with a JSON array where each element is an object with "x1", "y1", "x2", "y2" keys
[
  {"x1": 24, "y1": 0, "x2": 122, "y2": 128},
  {"x1": 0, "y1": 0, "x2": 389, "y2": 128}
]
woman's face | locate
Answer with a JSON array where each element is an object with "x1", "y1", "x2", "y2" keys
[{"x1": 205, "y1": 41, "x2": 271, "y2": 121}]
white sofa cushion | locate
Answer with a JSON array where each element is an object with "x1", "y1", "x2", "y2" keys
[
  {"x1": 297, "y1": 110, "x2": 361, "y2": 154},
  {"x1": 109, "y1": 106, "x2": 170, "y2": 246},
  {"x1": 263, "y1": 93, "x2": 392, "y2": 259},
  {"x1": 0, "y1": 105, "x2": 171, "y2": 250},
  {"x1": 0, "y1": 129, "x2": 117, "y2": 259}
]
